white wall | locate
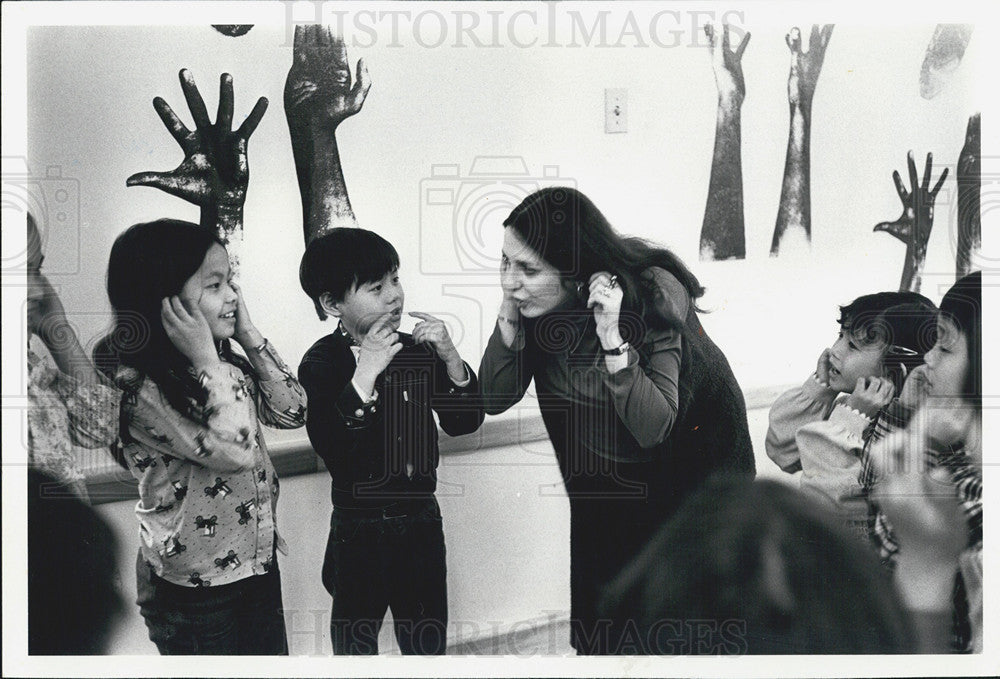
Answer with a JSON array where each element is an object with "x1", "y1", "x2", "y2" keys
[
  {"x1": 23, "y1": 11, "x2": 984, "y2": 400},
  {"x1": 7, "y1": 0, "x2": 994, "y2": 665}
]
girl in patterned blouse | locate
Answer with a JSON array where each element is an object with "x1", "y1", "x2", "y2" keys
[{"x1": 99, "y1": 219, "x2": 306, "y2": 655}]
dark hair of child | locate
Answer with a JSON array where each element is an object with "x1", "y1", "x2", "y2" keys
[
  {"x1": 598, "y1": 476, "x2": 916, "y2": 654},
  {"x1": 299, "y1": 227, "x2": 400, "y2": 320},
  {"x1": 837, "y1": 291, "x2": 938, "y2": 392},
  {"x1": 938, "y1": 270, "x2": 981, "y2": 410},
  {"x1": 95, "y1": 219, "x2": 250, "y2": 424}
]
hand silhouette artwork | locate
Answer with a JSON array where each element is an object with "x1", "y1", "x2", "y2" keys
[
  {"x1": 285, "y1": 24, "x2": 372, "y2": 243},
  {"x1": 705, "y1": 23, "x2": 751, "y2": 104},
  {"x1": 874, "y1": 151, "x2": 948, "y2": 293},
  {"x1": 285, "y1": 24, "x2": 371, "y2": 133},
  {"x1": 785, "y1": 24, "x2": 834, "y2": 110},
  {"x1": 127, "y1": 69, "x2": 268, "y2": 244},
  {"x1": 700, "y1": 23, "x2": 751, "y2": 261}
]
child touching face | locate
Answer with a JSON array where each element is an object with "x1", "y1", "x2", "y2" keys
[
  {"x1": 869, "y1": 271, "x2": 982, "y2": 652},
  {"x1": 103, "y1": 219, "x2": 306, "y2": 655},
  {"x1": 766, "y1": 292, "x2": 937, "y2": 528}
]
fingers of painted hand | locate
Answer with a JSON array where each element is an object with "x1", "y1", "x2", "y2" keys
[
  {"x1": 341, "y1": 57, "x2": 372, "y2": 116},
  {"x1": 179, "y1": 69, "x2": 212, "y2": 131},
  {"x1": 786, "y1": 26, "x2": 801, "y2": 53},
  {"x1": 151, "y1": 95, "x2": 192, "y2": 148},
  {"x1": 892, "y1": 169, "x2": 909, "y2": 202},
  {"x1": 734, "y1": 27, "x2": 751, "y2": 59},
  {"x1": 236, "y1": 96, "x2": 269, "y2": 139}
]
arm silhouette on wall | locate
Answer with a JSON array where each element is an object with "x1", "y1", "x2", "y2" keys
[
  {"x1": 699, "y1": 24, "x2": 750, "y2": 261},
  {"x1": 770, "y1": 25, "x2": 834, "y2": 256},
  {"x1": 126, "y1": 69, "x2": 268, "y2": 255},
  {"x1": 874, "y1": 151, "x2": 948, "y2": 293},
  {"x1": 285, "y1": 24, "x2": 371, "y2": 245},
  {"x1": 956, "y1": 113, "x2": 981, "y2": 278},
  {"x1": 920, "y1": 25, "x2": 974, "y2": 100}
]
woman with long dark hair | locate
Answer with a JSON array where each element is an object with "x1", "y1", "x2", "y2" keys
[{"x1": 480, "y1": 187, "x2": 755, "y2": 654}]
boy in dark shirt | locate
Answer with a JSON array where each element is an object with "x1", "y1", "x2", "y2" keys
[{"x1": 298, "y1": 228, "x2": 484, "y2": 654}]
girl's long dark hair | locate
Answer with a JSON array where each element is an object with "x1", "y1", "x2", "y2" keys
[
  {"x1": 939, "y1": 270, "x2": 981, "y2": 411},
  {"x1": 95, "y1": 219, "x2": 244, "y2": 423},
  {"x1": 504, "y1": 187, "x2": 704, "y2": 334}
]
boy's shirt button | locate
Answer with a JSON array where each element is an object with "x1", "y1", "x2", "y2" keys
[{"x1": 355, "y1": 409, "x2": 364, "y2": 417}]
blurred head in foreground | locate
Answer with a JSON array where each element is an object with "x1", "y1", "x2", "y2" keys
[{"x1": 599, "y1": 476, "x2": 916, "y2": 654}]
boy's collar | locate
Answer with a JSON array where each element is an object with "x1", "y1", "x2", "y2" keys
[{"x1": 338, "y1": 322, "x2": 361, "y2": 347}]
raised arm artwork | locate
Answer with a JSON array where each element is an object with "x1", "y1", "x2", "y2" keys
[
  {"x1": 770, "y1": 24, "x2": 834, "y2": 256},
  {"x1": 699, "y1": 23, "x2": 750, "y2": 261},
  {"x1": 285, "y1": 24, "x2": 371, "y2": 244}
]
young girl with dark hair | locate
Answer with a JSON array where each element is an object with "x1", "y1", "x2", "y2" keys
[
  {"x1": 867, "y1": 270, "x2": 982, "y2": 652},
  {"x1": 100, "y1": 219, "x2": 306, "y2": 655},
  {"x1": 480, "y1": 187, "x2": 754, "y2": 654}
]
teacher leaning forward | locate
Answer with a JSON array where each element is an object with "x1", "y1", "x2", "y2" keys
[{"x1": 479, "y1": 187, "x2": 755, "y2": 654}]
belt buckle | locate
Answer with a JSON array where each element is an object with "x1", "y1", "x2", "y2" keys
[{"x1": 381, "y1": 502, "x2": 409, "y2": 519}]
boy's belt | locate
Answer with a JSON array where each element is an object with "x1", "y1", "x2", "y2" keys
[{"x1": 331, "y1": 497, "x2": 433, "y2": 519}]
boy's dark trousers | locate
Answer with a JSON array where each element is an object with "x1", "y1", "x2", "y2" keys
[{"x1": 323, "y1": 496, "x2": 447, "y2": 654}]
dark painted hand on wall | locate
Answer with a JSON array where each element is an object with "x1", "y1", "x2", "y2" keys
[
  {"x1": 874, "y1": 151, "x2": 948, "y2": 293},
  {"x1": 127, "y1": 70, "x2": 267, "y2": 244},
  {"x1": 786, "y1": 25, "x2": 834, "y2": 110},
  {"x1": 700, "y1": 23, "x2": 751, "y2": 261},
  {"x1": 706, "y1": 23, "x2": 750, "y2": 104},
  {"x1": 285, "y1": 24, "x2": 371, "y2": 133}
]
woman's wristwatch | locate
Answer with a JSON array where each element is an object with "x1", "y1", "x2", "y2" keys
[{"x1": 602, "y1": 341, "x2": 630, "y2": 356}]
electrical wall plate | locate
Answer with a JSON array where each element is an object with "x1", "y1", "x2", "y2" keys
[{"x1": 605, "y1": 88, "x2": 627, "y2": 133}]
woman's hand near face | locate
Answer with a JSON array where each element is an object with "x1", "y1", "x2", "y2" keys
[
  {"x1": 161, "y1": 296, "x2": 220, "y2": 371},
  {"x1": 588, "y1": 271, "x2": 624, "y2": 350}
]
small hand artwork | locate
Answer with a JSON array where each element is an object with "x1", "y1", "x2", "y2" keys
[
  {"x1": 874, "y1": 151, "x2": 948, "y2": 293},
  {"x1": 785, "y1": 25, "x2": 834, "y2": 109}
]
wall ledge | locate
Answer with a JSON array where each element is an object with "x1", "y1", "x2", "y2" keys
[{"x1": 85, "y1": 384, "x2": 791, "y2": 505}]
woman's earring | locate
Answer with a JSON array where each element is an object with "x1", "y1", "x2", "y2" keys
[{"x1": 576, "y1": 281, "x2": 584, "y2": 296}]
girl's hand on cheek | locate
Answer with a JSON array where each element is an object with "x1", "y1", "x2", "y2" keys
[
  {"x1": 815, "y1": 348, "x2": 831, "y2": 385},
  {"x1": 845, "y1": 376, "x2": 895, "y2": 419},
  {"x1": 161, "y1": 296, "x2": 219, "y2": 370},
  {"x1": 230, "y1": 282, "x2": 262, "y2": 348},
  {"x1": 899, "y1": 365, "x2": 929, "y2": 410}
]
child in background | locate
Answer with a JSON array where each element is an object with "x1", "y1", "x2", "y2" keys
[
  {"x1": 298, "y1": 228, "x2": 484, "y2": 655},
  {"x1": 26, "y1": 213, "x2": 120, "y2": 502},
  {"x1": 766, "y1": 292, "x2": 937, "y2": 528},
  {"x1": 867, "y1": 270, "x2": 982, "y2": 652},
  {"x1": 101, "y1": 219, "x2": 306, "y2": 655}
]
